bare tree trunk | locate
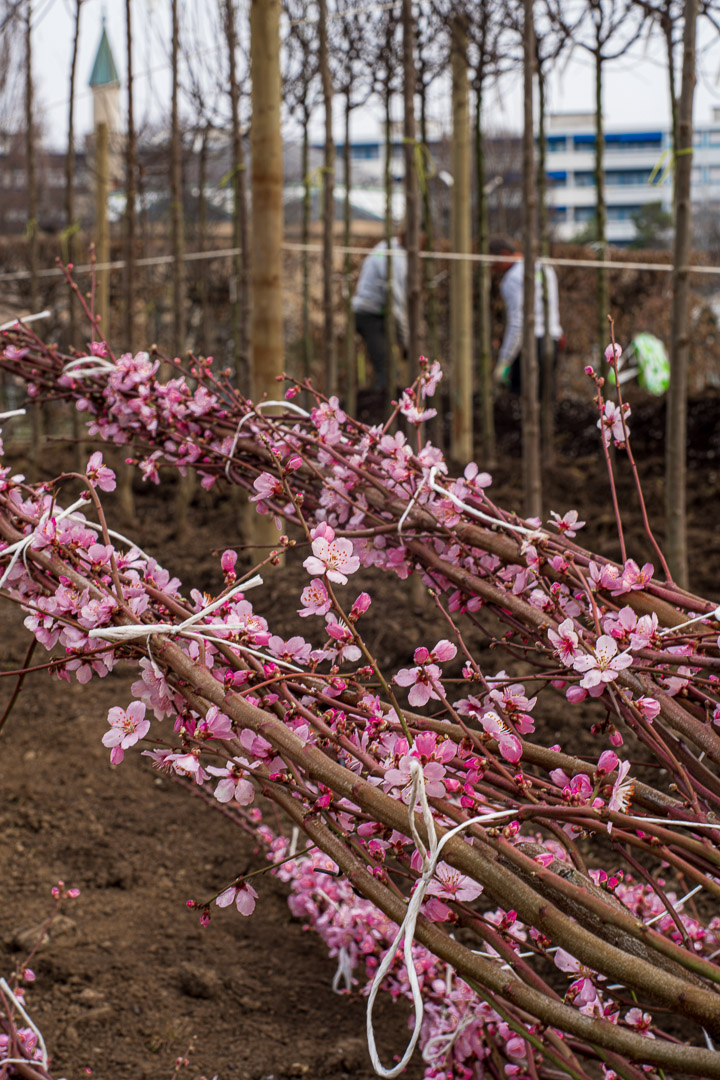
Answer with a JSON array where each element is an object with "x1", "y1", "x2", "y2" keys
[
  {"x1": 25, "y1": 6, "x2": 41, "y2": 464},
  {"x1": 537, "y1": 57, "x2": 554, "y2": 467},
  {"x1": 125, "y1": 0, "x2": 137, "y2": 353},
  {"x1": 475, "y1": 74, "x2": 495, "y2": 468},
  {"x1": 664, "y1": 10, "x2": 679, "y2": 158},
  {"x1": 594, "y1": 46, "x2": 609, "y2": 369},
  {"x1": 25, "y1": 8, "x2": 38, "y2": 315},
  {"x1": 402, "y1": 0, "x2": 420, "y2": 375},
  {"x1": 383, "y1": 74, "x2": 397, "y2": 414},
  {"x1": 65, "y1": 0, "x2": 82, "y2": 350},
  {"x1": 250, "y1": 0, "x2": 284, "y2": 552},
  {"x1": 250, "y1": 0, "x2": 283, "y2": 401},
  {"x1": 450, "y1": 15, "x2": 472, "y2": 463},
  {"x1": 95, "y1": 121, "x2": 110, "y2": 333},
  {"x1": 66, "y1": 0, "x2": 83, "y2": 471},
  {"x1": 170, "y1": 0, "x2": 191, "y2": 534},
  {"x1": 302, "y1": 102, "x2": 312, "y2": 382},
  {"x1": 420, "y1": 75, "x2": 441, "y2": 451},
  {"x1": 319, "y1": 0, "x2": 336, "y2": 397},
  {"x1": 170, "y1": 0, "x2": 185, "y2": 357},
  {"x1": 343, "y1": 92, "x2": 357, "y2": 416},
  {"x1": 225, "y1": 0, "x2": 249, "y2": 390},
  {"x1": 522, "y1": 0, "x2": 541, "y2": 518},
  {"x1": 666, "y1": 0, "x2": 698, "y2": 589},
  {"x1": 198, "y1": 123, "x2": 210, "y2": 350}
]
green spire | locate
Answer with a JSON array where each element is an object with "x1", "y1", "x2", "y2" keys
[{"x1": 89, "y1": 19, "x2": 120, "y2": 88}]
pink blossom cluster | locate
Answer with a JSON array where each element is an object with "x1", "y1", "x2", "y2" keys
[{"x1": 3, "y1": 330, "x2": 720, "y2": 1076}]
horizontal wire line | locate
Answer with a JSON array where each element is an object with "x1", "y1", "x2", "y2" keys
[{"x1": 0, "y1": 244, "x2": 703, "y2": 285}]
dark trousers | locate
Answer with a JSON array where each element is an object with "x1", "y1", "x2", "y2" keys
[
  {"x1": 509, "y1": 337, "x2": 558, "y2": 396},
  {"x1": 354, "y1": 311, "x2": 388, "y2": 392}
]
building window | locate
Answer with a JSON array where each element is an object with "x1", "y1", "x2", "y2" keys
[
  {"x1": 547, "y1": 136, "x2": 567, "y2": 152},
  {"x1": 606, "y1": 169, "x2": 653, "y2": 186},
  {"x1": 574, "y1": 171, "x2": 595, "y2": 186},
  {"x1": 574, "y1": 206, "x2": 595, "y2": 223},
  {"x1": 709, "y1": 130, "x2": 720, "y2": 146},
  {"x1": 607, "y1": 205, "x2": 644, "y2": 221},
  {"x1": 710, "y1": 166, "x2": 720, "y2": 184}
]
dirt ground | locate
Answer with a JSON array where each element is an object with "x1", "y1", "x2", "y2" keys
[{"x1": 1, "y1": 386, "x2": 719, "y2": 1079}]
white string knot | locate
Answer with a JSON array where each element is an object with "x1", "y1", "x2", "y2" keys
[
  {"x1": 224, "y1": 400, "x2": 310, "y2": 479},
  {"x1": 366, "y1": 759, "x2": 515, "y2": 1078},
  {"x1": 88, "y1": 575, "x2": 264, "y2": 645}
]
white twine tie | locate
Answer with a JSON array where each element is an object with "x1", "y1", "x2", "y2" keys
[
  {"x1": 0, "y1": 976, "x2": 49, "y2": 1071},
  {"x1": 366, "y1": 759, "x2": 515, "y2": 1078},
  {"x1": 0, "y1": 310, "x2": 51, "y2": 332},
  {"x1": 0, "y1": 496, "x2": 89, "y2": 590},
  {"x1": 88, "y1": 575, "x2": 264, "y2": 644},
  {"x1": 427, "y1": 466, "x2": 539, "y2": 538},
  {"x1": 61, "y1": 355, "x2": 117, "y2": 378},
  {"x1": 224, "y1": 400, "x2": 310, "y2": 479}
]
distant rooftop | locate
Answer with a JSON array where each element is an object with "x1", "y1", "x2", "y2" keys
[{"x1": 89, "y1": 21, "x2": 120, "y2": 89}]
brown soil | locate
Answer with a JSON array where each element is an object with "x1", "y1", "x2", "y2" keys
[{"x1": 1, "y1": 387, "x2": 719, "y2": 1079}]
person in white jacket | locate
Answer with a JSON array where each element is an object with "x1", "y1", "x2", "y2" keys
[
  {"x1": 352, "y1": 237, "x2": 408, "y2": 392},
  {"x1": 490, "y1": 236, "x2": 563, "y2": 393}
]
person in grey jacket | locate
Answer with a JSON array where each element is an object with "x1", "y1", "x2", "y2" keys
[
  {"x1": 352, "y1": 237, "x2": 408, "y2": 392},
  {"x1": 490, "y1": 236, "x2": 563, "y2": 393}
]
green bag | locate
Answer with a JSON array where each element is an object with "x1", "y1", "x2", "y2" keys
[{"x1": 608, "y1": 333, "x2": 670, "y2": 395}]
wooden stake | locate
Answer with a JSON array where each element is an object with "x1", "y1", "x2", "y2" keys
[{"x1": 450, "y1": 16, "x2": 472, "y2": 463}]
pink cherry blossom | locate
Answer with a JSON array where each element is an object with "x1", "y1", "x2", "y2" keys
[
  {"x1": 608, "y1": 760, "x2": 634, "y2": 813},
  {"x1": 394, "y1": 660, "x2": 443, "y2": 707},
  {"x1": 597, "y1": 400, "x2": 631, "y2": 447},
  {"x1": 102, "y1": 700, "x2": 149, "y2": 762},
  {"x1": 207, "y1": 760, "x2": 255, "y2": 805},
  {"x1": 572, "y1": 635, "x2": 632, "y2": 692},
  {"x1": 298, "y1": 578, "x2": 332, "y2": 617},
  {"x1": 303, "y1": 534, "x2": 360, "y2": 585},
  {"x1": 398, "y1": 390, "x2": 436, "y2": 424},
  {"x1": 549, "y1": 509, "x2": 586, "y2": 538},
  {"x1": 419, "y1": 358, "x2": 443, "y2": 398},
  {"x1": 86, "y1": 451, "x2": 116, "y2": 492},
  {"x1": 605, "y1": 342, "x2": 622, "y2": 364},
  {"x1": 548, "y1": 618, "x2": 582, "y2": 665},
  {"x1": 251, "y1": 471, "x2": 284, "y2": 503},
  {"x1": 480, "y1": 710, "x2": 522, "y2": 763},
  {"x1": 216, "y1": 881, "x2": 258, "y2": 916},
  {"x1": 426, "y1": 862, "x2": 483, "y2": 903},
  {"x1": 635, "y1": 695, "x2": 660, "y2": 722}
]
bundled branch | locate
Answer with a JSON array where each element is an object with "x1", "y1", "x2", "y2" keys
[{"x1": 2, "y1": 328, "x2": 720, "y2": 1075}]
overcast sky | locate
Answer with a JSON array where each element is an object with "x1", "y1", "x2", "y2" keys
[{"x1": 27, "y1": 0, "x2": 720, "y2": 151}]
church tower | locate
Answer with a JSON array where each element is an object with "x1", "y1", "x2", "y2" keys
[{"x1": 89, "y1": 18, "x2": 121, "y2": 135}]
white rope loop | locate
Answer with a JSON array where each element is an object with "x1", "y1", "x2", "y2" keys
[
  {"x1": 366, "y1": 760, "x2": 515, "y2": 1078},
  {"x1": 0, "y1": 976, "x2": 49, "y2": 1071},
  {"x1": 224, "y1": 399, "x2": 310, "y2": 479},
  {"x1": 0, "y1": 310, "x2": 51, "y2": 332},
  {"x1": 61, "y1": 355, "x2": 117, "y2": 379},
  {"x1": 427, "y1": 466, "x2": 539, "y2": 538},
  {"x1": 0, "y1": 496, "x2": 89, "y2": 591}
]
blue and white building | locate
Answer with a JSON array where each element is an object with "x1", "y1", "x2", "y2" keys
[{"x1": 545, "y1": 110, "x2": 720, "y2": 245}]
